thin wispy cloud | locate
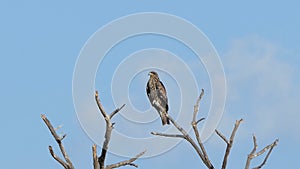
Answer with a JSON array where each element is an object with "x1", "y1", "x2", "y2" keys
[{"x1": 221, "y1": 35, "x2": 299, "y2": 141}]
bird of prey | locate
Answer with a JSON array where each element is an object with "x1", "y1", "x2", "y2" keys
[{"x1": 146, "y1": 71, "x2": 170, "y2": 125}]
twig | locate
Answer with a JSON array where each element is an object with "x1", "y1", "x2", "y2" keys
[
  {"x1": 110, "y1": 104, "x2": 125, "y2": 119},
  {"x1": 150, "y1": 132, "x2": 185, "y2": 139},
  {"x1": 41, "y1": 114, "x2": 74, "y2": 169},
  {"x1": 106, "y1": 150, "x2": 146, "y2": 169},
  {"x1": 95, "y1": 91, "x2": 110, "y2": 124},
  {"x1": 216, "y1": 119, "x2": 243, "y2": 169},
  {"x1": 245, "y1": 135, "x2": 279, "y2": 169},
  {"x1": 196, "y1": 118, "x2": 205, "y2": 125},
  {"x1": 192, "y1": 89, "x2": 205, "y2": 123},
  {"x1": 215, "y1": 130, "x2": 229, "y2": 144}
]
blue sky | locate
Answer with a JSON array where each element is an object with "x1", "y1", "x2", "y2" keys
[{"x1": 1, "y1": 1, "x2": 299, "y2": 169}]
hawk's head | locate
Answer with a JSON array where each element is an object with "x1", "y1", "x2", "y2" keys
[{"x1": 148, "y1": 71, "x2": 159, "y2": 79}]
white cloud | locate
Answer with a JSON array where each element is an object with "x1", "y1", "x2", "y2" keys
[{"x1": 221, "y1": 35, "x2": 300, "y2": 141}]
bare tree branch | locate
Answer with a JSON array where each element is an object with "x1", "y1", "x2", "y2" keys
[
  {"x1": 254, "y1": 139, "x2": 279, "y2": 158},
  {"x1": 106, "y1": 150, "x2": 146, "y2": 169},
  {"x1": 195, "y1": 117, "x2": 205, "y2": 125},
  {"x1": 110, "y1": 104, "x2": 125, "y2": 119},
  {"x1": 152, "y1": 89, "x2": 214, "y2": 169},
  {"x1": 49, "y1": 145, "x2": 69, "y2": 169},
  {"x1": 245, "y1": 135, "x2": 258, "y2": 169},
  {"x1": 93, "y1": 145, "x2": 100, "y2": 169},
  {"x1": 215, "y1": 130, "x2": 229, "y2": 145},
  {"x1": 95, "y1": 91, "x2": 145, "y2": 169},
  {"x1": 191, "y1": 89, "x2": 211, "y2": 165},
  {"x1": 41, "y1": 114, "x2": 74, "y2": 169},
  {"x1": 95, "y1": 91, "x2": 110, "y2": 124},
  {"x1": 168, "y1": 115, "x2": 214, "y2": 168},
  {"x1": 151, "y1": 132, "x2": 185, "y2": 139},
  {"x1": 192, "y1": 89, "x2": 205, "y2": 123},
  {"x1": 95, "y1": 91, "x2": 114, "y2": 169},
  {"x1": 216, "y1": 119, "x2": 243, "y2": 169},
  {"x1": 253, "y1": 139, "x2": 278, "y2": 169},
  {"x1": 245, "y1": 135, "x2": 279, "y2": 169}
]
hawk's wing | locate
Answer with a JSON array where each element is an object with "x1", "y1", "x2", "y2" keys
[
  {"x1": 157, "y1": 81, "x2": 169, "y2": 112},
  {"x1": 146, "y1": 81, "x2": 152, "y2": 102}
]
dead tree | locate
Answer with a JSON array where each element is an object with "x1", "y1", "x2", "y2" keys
[
  {"x1": 151, "y1": 89, "x2": 278, "y2": 169},
  {"x1": 41, "y1": 90, "x2": 145, "y2": 169}
]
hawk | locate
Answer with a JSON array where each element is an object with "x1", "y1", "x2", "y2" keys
[{"x1": 146, "y1": 71, "x2": 170, "y2": 125}]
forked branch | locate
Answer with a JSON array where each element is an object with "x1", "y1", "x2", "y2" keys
[
  {"x1": 151, "y1": 89, "x2": 214, "y2": 169},
  {"x1": 153, "y1": 115, "x2": 213, "y2": 169},
  {"x1": 215, "y1": 119, "x2": 243, "y2": 169},
  {"x1": 245, "y1": 135, "x2": 279, "y2": 169},
  {"x1": 192, "y1": 89, "x2": 211, "y2": 164},
  {"x1": 41, "y1": 114, "x2": 74, "y2": 169},
  {"x1": 95, "y1": 91, "x2": 145, "y2": 169}
]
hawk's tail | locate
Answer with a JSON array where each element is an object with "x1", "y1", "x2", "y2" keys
[{"x1": 160, "y1": 111, "x2": 170, "y2": 125}]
